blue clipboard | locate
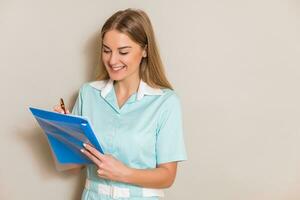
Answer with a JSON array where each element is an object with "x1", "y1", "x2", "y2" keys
[{"x1": 29, "y1": 107, "x2": 103, "y2": 164}]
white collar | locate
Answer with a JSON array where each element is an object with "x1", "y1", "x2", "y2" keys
[{"x1": 89, "y1": 79, "x2": 164, "y2": 101}]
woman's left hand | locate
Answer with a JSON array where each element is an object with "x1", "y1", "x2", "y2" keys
[{"x1": 81, "y1": 143, "x2": 131, "y2": 183}]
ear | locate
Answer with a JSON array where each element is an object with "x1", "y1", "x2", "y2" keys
[{"x1": 142, "y1": 45, "x2": 147, "y2": 58}]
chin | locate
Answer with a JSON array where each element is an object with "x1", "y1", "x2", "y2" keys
[{"x1": 108, "y1": 74, "x2": 126, "y2": 81}]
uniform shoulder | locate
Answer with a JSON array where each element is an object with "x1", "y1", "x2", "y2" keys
[
  {"x1": 162, "y1": 88, "x2": 179, "y2": 98},
  {"x1": 161, "y1": 89, "x2": 181, "y2": 106}
]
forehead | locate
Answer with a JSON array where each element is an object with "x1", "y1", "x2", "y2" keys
[{"x1": 103, "y1": 30, "x2": 138, "y2": 48}]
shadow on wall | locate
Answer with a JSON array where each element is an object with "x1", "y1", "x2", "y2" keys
[
  {"x1": 63, "y1": 30, "x2": 101, "y2": 111},
  {"x1": 83, "y1": 30, "x2": 102, "y2": 81},
  {"x1": 20, "y1": 127, "x2": 86, "y2": 200}
]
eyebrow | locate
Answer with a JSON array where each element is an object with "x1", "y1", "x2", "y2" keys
[{"x1": 103, "y1": 44, "x2": 132, "y2": 50}]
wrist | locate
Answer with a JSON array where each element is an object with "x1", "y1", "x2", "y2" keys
[{"x1": 121, "y1": 166, "x2": 134, "y2": 184}]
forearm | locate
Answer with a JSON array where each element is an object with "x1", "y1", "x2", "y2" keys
[
  {"x1": 122, "y1": 164, "x2": 176, "y2": 188},
  {"x1": 81, "y1": 144, "x2": 178, "y2": 188}
]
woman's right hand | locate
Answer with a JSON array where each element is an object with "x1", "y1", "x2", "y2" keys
[{"x1": 53, "y1": 105, "x2": 70, "y2": 114}]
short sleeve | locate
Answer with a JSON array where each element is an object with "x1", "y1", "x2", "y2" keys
[
  {"x1": 156, "y1": 93, "x2": 187, "y2": 165},
  {"x1": 71, "y1": 86, "x2": 84, "y2": 116}
]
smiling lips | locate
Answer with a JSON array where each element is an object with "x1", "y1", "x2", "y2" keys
[{"x1": 110, "y1": 65, "x2": 126, "y2": 71}]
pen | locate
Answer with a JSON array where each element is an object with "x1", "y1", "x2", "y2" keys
[{"x1": 60, "y1": 98, "x2": 67, "y2": 114}]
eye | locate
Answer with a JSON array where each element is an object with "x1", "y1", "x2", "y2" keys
[
  {"x1": 103, "y1": 49, "x2": 111, "y2": 54},
  {"x1": 119, "y1": 52, "x2": 129, "y2": 55}
]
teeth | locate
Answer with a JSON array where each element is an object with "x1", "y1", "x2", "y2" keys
[{"x1": 111, "y1": 66, "x2": 125, "y2": 71}]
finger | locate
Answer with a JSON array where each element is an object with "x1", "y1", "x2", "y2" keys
[
  {"x1": 81, "y1": 148, "x2": 101, "y2": 166},
  {"x1": 84, "y1": 143, "x2": 105, "y2": 160},
  {"x1": 53, "y1": 105, "x2": 60, "y2": 111},
  {"x1": 83, "y1": 143, "x2": 105, "y2": 161},
  {"x1": 97, "y1": 169, "x2": 105, "y2": 175},
  {"x1": 97, "y1": 169, "x2": 108, "y2": 179},
  {"x1": 53, "y1": 105, "x2": 65, "y2": 114}
]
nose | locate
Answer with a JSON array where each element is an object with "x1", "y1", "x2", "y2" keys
[{"x1": 109, "y1": 52, "x2": 119, "y2": 66}]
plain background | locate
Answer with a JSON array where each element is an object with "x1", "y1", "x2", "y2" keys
[{"x1": 1, "y1": 0, "x2": 300, "y2": 199}]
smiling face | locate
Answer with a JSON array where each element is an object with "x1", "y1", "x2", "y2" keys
[{"x1": 101, "y1": 29, "x2": 147, "y2": 82}]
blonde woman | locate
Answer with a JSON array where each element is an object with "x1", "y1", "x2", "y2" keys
[{"x1": 54, "y1": 8, "x2": 186, "y2": 200}]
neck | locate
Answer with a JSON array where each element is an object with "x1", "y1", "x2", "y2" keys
[{"x1": 114, "y1": 77, "x2": 140, "y2": 97}]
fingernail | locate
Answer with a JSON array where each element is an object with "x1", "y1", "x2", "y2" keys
[
  {"x1": 83, "y1": 143, "x2": 86, "y2": 147},
  {"x1": 80, "y1": 149, "x2": 84, "y2": 153}
]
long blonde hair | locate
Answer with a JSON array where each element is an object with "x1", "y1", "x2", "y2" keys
[{"x1": 96, "y1": 8, "x2": 173, "y2": 90}]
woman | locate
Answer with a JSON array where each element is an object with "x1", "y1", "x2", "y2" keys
[{"x1": 54, "y1": 8, "x2": 186, "y2": 200}]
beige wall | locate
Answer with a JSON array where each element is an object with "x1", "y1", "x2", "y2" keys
[{"x1": 1, "y1": 0, "x2": 300, "y2": 199}]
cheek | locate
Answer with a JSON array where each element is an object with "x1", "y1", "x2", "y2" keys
[
  {"x1": 124, "y1": 53, "x2": 143, "y2": 67},
  {"x1": 102, "y1": 53, "x2": 109, "y2": 64}
]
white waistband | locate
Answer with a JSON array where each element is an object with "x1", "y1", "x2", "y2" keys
[{"x1": 85, "y1": 180, "x2": 164, "y2": 199}]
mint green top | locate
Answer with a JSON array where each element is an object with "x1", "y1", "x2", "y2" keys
[{"x1": 72, "y1": 79, "x2": 187, "y2": 200}]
